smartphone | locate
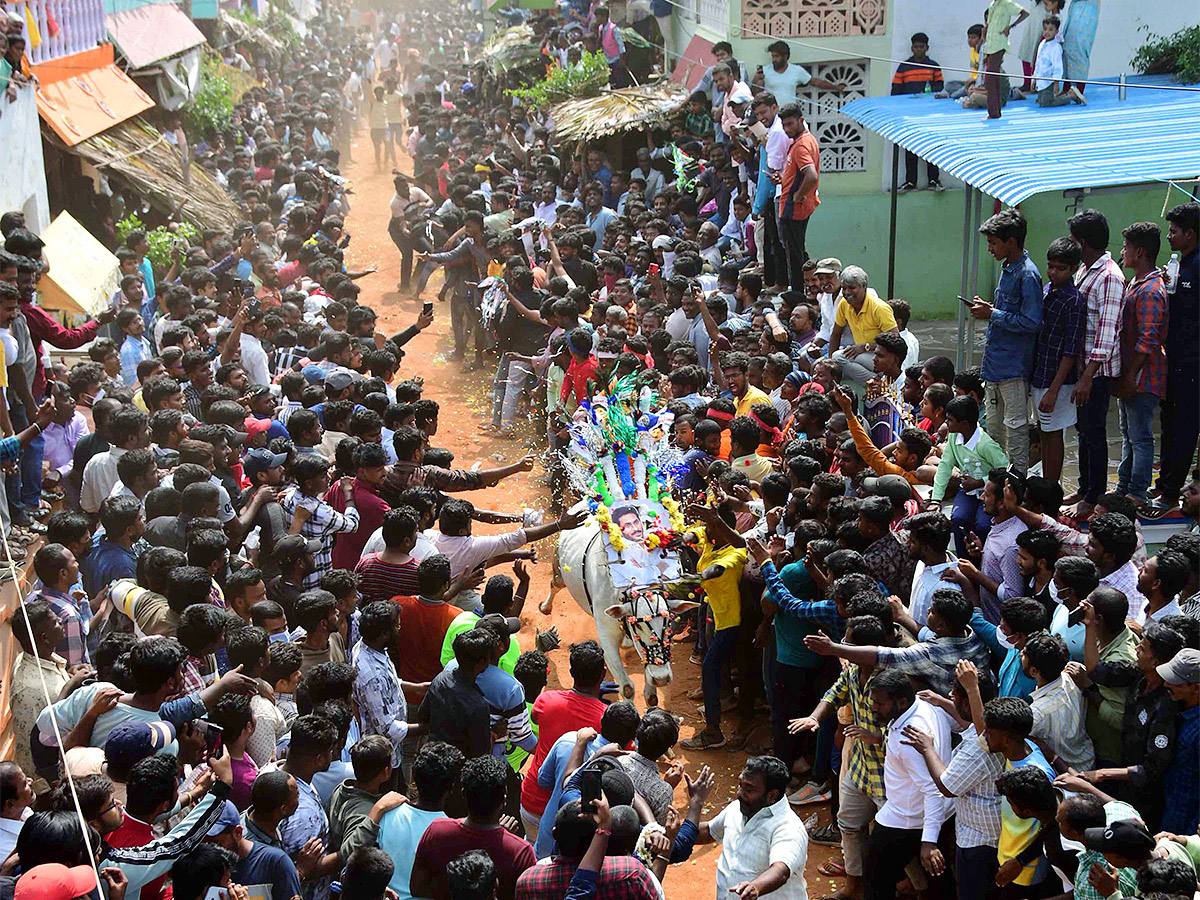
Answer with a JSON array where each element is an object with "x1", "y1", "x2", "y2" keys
[
  {"x1": 1067, "y1": 604, "x2": 1087, "y2": 627},
  {"x1": 423, "y1": 301, "x2": 434, "y2": 316},
  {"x1": 648, "y1": 263, "x2": 660, "y2": 276},
  {"x1": 957, "y1": 295, "x2": 973, "y2": 306},
  {"x1": 202, "y1": 721, "x2": 224, "y2": 758},
  {"x1": 579, "y1": 768, "x2": 602, "y2": 807}
]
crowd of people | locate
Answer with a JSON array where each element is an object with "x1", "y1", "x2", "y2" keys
[{"x1": 0, "y1": 5, "x2": 1197, "y2": 900}]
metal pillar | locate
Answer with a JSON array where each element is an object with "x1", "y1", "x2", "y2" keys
[
  {"x1": 956, "y1": 186, "x2": 974, "y2": 371},
  {"x1": 965, "y1": 189, "x2": 985, "y2": 367},
  {"x1": 887, "y1": 143, "x2": 899, "y2": 300}
]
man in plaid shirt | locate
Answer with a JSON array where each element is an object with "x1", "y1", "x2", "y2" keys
[
  {"x1": 1066, "y1": 210, "x2": 1126, "y2": 519},
  {"x1": 805, "y1": 588, "x2": 991, "y2": 697},
  {"x1": 1114, "y1": 222, "x2": 1168, "y2": 503},
  {"x1": 279, "y1": 455, "x2": 360, "y2": 588},
  {"x1": 790, "y1": 616, "x2": 886, "y2": 900}
]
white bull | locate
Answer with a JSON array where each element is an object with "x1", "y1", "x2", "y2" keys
[{"x1": 541, "y1": 520, "x2": 697, "y2": 707}]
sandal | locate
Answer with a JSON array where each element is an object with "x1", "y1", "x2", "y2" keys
[
  {"x1": 680, "y1": 731, "x2": 726, "y2": 751},
  {"x1": 819, "y1": 862, "x2": 847, "y2": 878}
]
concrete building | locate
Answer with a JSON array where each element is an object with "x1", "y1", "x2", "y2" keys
[{"x1": 666, "y1": 0, "x2": 1199, "y2": 316}]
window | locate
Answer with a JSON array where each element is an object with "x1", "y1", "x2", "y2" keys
[
  {"x1": 741, "y1": 0, "x2": 886, "y2": 39},
  {"x1": 799, "y1": 60, "x2": 869, "y2": 172}
]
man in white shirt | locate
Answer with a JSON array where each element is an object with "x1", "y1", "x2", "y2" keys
[
  {"x1": 758, "y1": 41, "x2": 845, "y2": 102},
  {"x1": 864, "y1": 669, "x2": 952, "y2": 900},
  {"x1": 688, "y1": 756, "x2": 809, "y2": 900},
  {"x1": 81, "y1": 406, "x2": 149, "y2": 514},
  {"x1": 240, "y1": 308, "x2": 272, "y2": 388},
  {"x1": 433, "y1": 498, "x2": 585, "y2": 579}
]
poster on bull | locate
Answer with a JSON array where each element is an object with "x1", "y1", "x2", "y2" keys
[{"x1": 601, "y1": 500, "x2": 682, "y2": 590}]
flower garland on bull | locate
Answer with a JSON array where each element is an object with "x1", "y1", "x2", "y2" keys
[{"x1": 563, "y1": 373, "x2": 688, "y2": 557}]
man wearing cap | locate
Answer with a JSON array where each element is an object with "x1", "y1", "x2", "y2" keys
[
  {"x1": 242, "y1": 449, "x2": 287, "y2": 573},
  {"x1": 1079, "y1": 818, "x2": 1197, "y2": 895},
  {"x1": 1158, "y1": 648, "x2": 1200, "y2": 834},
  {"x1": 206, "y1": 798, "x2": 304, "y2": 900}
]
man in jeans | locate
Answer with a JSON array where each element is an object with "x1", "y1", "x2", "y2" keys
[
  {"x1": 1114, "y1": 222, "x2": 1167, "y2": 503},
  {"x1": 970, "y1": 209, "x2": 1043, "y2": 474},
  {"x1": 1065, "y1": 209, "x2": 1126, "y2": 520}
]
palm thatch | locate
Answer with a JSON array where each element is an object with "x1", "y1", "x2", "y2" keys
[
  {"x1": 46, "y1": 117, "x2": 244, "y2": 233},
  {"x1": 550, "y1": 82, "x2": 689, "y2": 143},
  {"x1": 482, "y1": 24, "x2": 544, "y2": 75},
  {"x1": 218, "y1": 11, "x2": 286, "y2": 58},
  {"x1": 204, "y1": 46, "x2": 260, "y2": 103}
]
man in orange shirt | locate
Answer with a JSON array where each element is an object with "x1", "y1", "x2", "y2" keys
[
  {"x1": 777, "y1": 103, "x2": 821, "y2": 293},
  {"x1": 393, "y1": 555, "x2": 464, "y2": 702}
]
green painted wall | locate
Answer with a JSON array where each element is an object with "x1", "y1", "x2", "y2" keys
[{"x1": 804, "y1": 181, "x2": 1177, "y2": 320}]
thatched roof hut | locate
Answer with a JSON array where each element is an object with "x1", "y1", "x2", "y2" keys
[
  {"x1": 481, "y1": 25, "x2": 544, "y2": 75},
  {"x1": 44, "y1": 117, "x2": 244, "y2": 233},
  {"x1": 550, "y1": 82, "x2": 689, "y2": 143}
]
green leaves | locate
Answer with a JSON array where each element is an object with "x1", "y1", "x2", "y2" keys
[
  {"x1": 506, "y1": 51, "x2": 610, "y2": 109},
  {"x1": 115, "y1": 216, "x2": 200, "y2": 275},
  {"x1": 185, "y1": 54, "x2": 235, "y2": 138},
  {"x1": 1132, "y1": 25, "x2": 1200, "y2": 84}
]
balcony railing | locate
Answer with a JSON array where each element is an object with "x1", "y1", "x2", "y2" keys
[{"x1": 13, "y1": 0, "x2": 107, "y2": 65}]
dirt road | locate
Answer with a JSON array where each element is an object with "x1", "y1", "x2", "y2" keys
[{"x1": 339, "y1": 126, "x2": 840, "y2": 899}]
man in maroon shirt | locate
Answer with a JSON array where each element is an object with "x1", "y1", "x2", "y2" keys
[
  {"x1": 411, "y1": 755, "x2": 536, "y2": 900},
  {"x1": 18, "y1": 260, "x2": 117, "y2": 399},
  {"x1": 324, "y1": 442, "x2": 390, "y2": 569},
  {"x1": 518, "y1": 640, "x2": 608, "y2": 840}
]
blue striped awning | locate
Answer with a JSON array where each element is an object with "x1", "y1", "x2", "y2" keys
[{"x1": 840, "y1": 75, "x2": 1200, "y2": 206}]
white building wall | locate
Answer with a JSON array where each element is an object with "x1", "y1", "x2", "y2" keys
[
  {"x1": 0, "y1": 87, "x2": 51, "y2": 234},
  {"x1": 888, "y1": 0, "x2": 1200, "y2": 86}
]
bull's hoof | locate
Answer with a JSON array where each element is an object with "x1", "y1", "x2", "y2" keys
[
  {"x1": 646, "y1": 691, "x2": 658, "y2": 707},
  {"x1": 622, "y1": 683, "x2": 635, "y2": 699},
  {"x1": 538, "y1": 598, "x2": 554, "y2": 615}
]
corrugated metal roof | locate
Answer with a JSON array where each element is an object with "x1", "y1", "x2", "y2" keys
[
  {"x1": 840, "y1": 76, "x2": 1200, "y2": 206},
  {"x1": 106, "y1": 4, "x2": 206, "y2": 70}
]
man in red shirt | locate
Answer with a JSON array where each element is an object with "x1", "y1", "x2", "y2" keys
[
  {"x1": 559, "y1": 328, "x2": 600, "y2": 412},
  {"x1": 105, "y1": 751, "x2": 184, "y2": 900},
  {"x1": 518, "y1": 640, "x2": 608, "y2": 841},
  {"x1": 411, "y1": 755, "x2": 536, "y2": 900},
  {"x1": 777, "y1": 102, "x2": 821, "y2": 293},
  {"x1": 325, "y1": 442, "x2": 390, "y2": 570}
]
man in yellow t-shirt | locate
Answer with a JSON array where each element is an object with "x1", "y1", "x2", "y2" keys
[
  {"x1": 828, "y1": 265, "x2": 900, "y2": 386},
  {"x1": 721, "y1": 351, "x2": 771, "y2": 417},
  {"x1": 681, "y1": 505, "x2": 748, "y2": 752}
]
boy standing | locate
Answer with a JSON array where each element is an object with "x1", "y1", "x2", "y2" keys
[
  {"x1": 891, "y1": 32, "x2": 944, "y2": 191},
  {"x1": 117, "y1": 308, "x2": 152, "y2": 387},
  {"x1": 970, "y1": 209, "x2": 1043, "y2": 474},
  {"x1": 980, "y1": 0, "x2": 1030, "y2": 119},
  {"x1": 1031, "y1": 237, "x2": 1085, "y2": 482},
  {"x1": 1115, "y1": 222, "x2": 1168, "y2": 503}
]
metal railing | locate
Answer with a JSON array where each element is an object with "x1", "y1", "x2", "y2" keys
[{"x1": 13, "y1": 0, "x2": 107, "y2": 66}]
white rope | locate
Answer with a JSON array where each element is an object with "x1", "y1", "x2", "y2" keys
[
  {"x1": 2, "y1": 520, "x2": 104, "y2": 883},
  {"x1": 639, "y1": 0, "x2": 1200, "y2": 94}
]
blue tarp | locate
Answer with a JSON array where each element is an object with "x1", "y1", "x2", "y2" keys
[{"x1": 840, "y1": 75, "x2": 1200, "y2": 206}]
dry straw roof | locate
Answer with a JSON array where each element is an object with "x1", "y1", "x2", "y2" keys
[
  {"x1": 47, "y1": 116, "x2": 244, "y2": 232},
  {"x1": 551, "y1": 82, "x2": 689, "y2": 142}
]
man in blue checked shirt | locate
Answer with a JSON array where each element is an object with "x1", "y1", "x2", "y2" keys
[{"x1": 969, "y1": 208, "x2": 1044, "y2": 475}]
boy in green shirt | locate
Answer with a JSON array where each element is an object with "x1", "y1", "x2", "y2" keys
[{"x1": 930, "y1": 395, "x2": 1009, "y2": 555}]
